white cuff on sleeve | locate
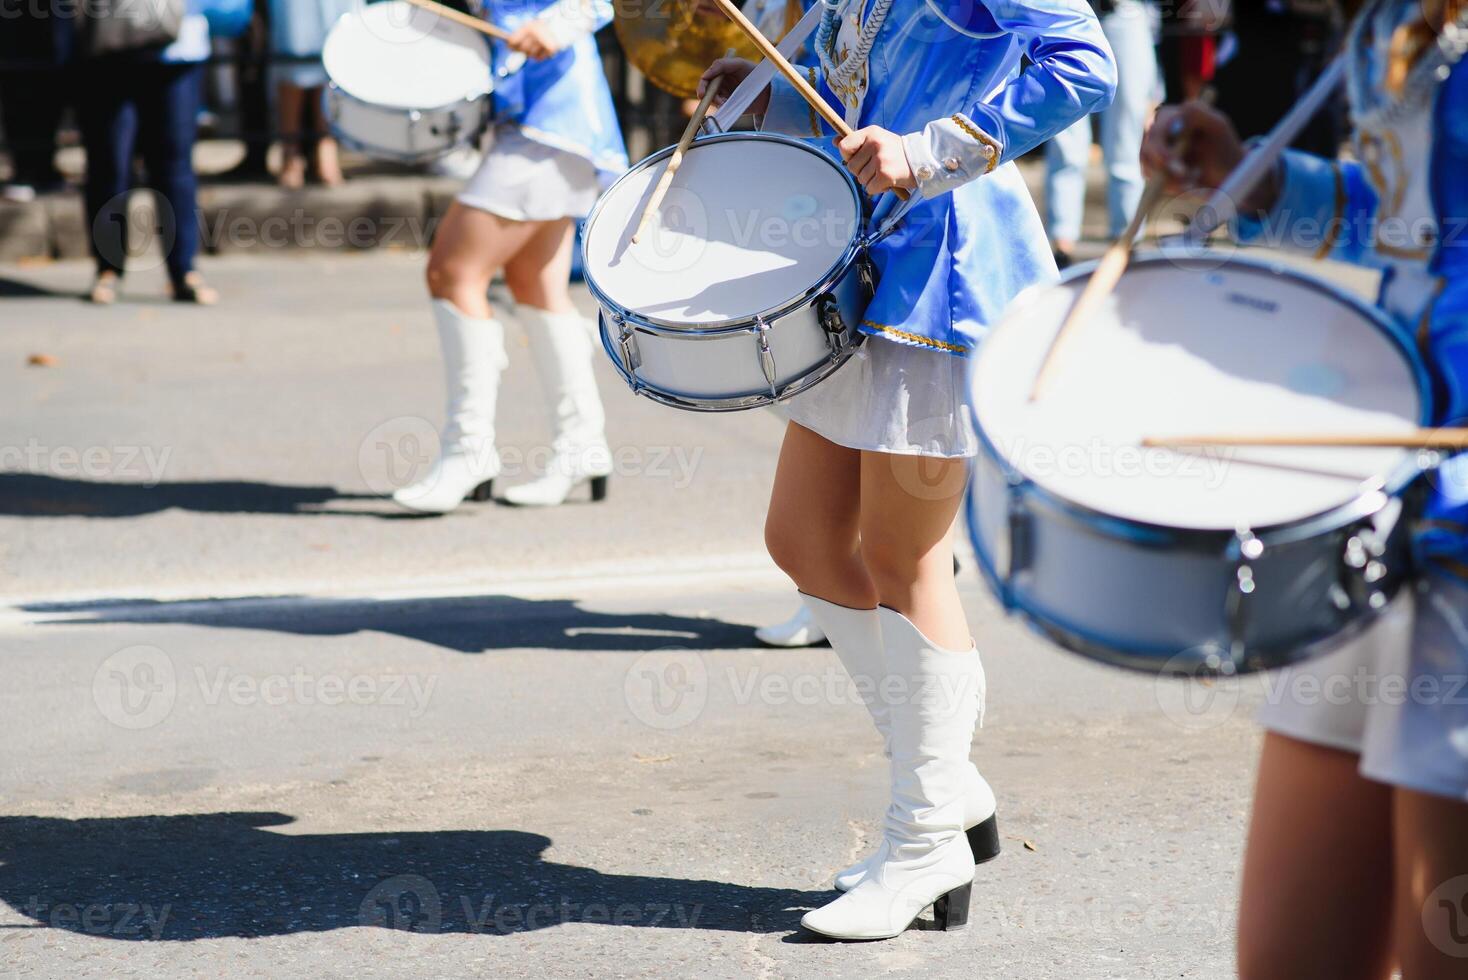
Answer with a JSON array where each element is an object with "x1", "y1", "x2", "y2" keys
[{"x1": 901, "y1": 113, "x2": 1001, "y2": 197}]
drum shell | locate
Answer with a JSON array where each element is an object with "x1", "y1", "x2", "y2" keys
[
  {"x1": 325, "y1": 85, "x2": 490, "y2": 163},
  {"x1": 597, "y1": 255, "x2": 868, "y2": 412},
  {"x1": 968, "y1": 444, "x2": 1420, "y2": 674}
]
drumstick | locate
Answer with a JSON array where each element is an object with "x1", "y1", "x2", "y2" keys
[
  {"x1": 1026, "y1": 168, "x2": 1171, "y2": 403},
  {"x1": 403, "y1": 0, "x2": 513, "y2": 42},
  {"x1": 710, "y1": 0, "x2": 908, "y2": 201},
  {"x1": 632, "y1": 49, "x2": 735, "y2": 245},
  {"x1": 1143, "y1": 430, "x2": 1468, "y2": 450}
]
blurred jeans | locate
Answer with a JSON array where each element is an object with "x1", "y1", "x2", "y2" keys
[
  {"x1": 79, "y1": 62, "x2": 204, "y2": 285},
  {"x1": 1045, "y1": 0, "x2": 1160, "y2": 243}
]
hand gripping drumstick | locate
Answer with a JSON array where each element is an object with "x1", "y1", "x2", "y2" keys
[
  {"x1": 1143, "y1": 430, "x2": 1468, "y2": 450},
  {"x1": 403, "y1": 0, "x2": 514, "y2": 42},
  {"x1": 709, "y1": 0, "x2": 908, "y2": 201},
  {"x1": 632, "y1": 49, "x2": 736, "y2": 245}
]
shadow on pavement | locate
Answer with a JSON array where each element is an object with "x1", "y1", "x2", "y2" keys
[
  {"x1": 23, "y1": 593, "x2": 761, "y2": 653},
  {"x1": 0, "y1": 473, "x2": 413, "y2": 518},
  {"x1": 0, "y1": 277, "x2": 76, "y2": 300},
  {"x1": 0, "y1": 812, "x2": 822, "y2": 939}
]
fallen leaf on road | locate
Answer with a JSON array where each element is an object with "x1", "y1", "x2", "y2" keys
[
  {"x1": 1023, "y1": 840, "x2": 1037, "y2": 852},
  {"x1": 633, "y1": 754, "x2": 672, "y2": 764},
  {"x1": 26, "y1": 353, "x2": 58, "y2": 367}
]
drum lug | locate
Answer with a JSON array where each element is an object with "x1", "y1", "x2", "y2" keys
[
  {"x1": 614, "y1": 316, "x2": 642, "y2": 376},
  {"x1": 755, "y1": 317, "x2": 778, "y2": 398},
  {"x1": 1001, "y1": 480, "x2": 1032, "y2": 587},
  {"x1": 857, "y1": 256, "x2": 877, "y2": 299},
  {"x1": 1224, "y1": 530, "x2": 1264, "y2": 669},
  {"x1": 816, "y1": 293, "x2": 850, "y2": 356}
]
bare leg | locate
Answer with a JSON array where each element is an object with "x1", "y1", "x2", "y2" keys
[
  {"x1": 1237, "y1": 733, "x2": 1395, "y2": 980},
  {"x1": 502, "y1": 217, "x2": 577, "y2": 313},
  {"x1": 765, "y1": 422, "x2": 876, "y2": 610},
  {"x1": 858, "y1": 451, "x2": 970, "y2": 649},
  {"x1": 1392, "y1": 787, "x2": 1468, "y2": 979},
  {"x1": 275, "y1": 82, "x2": 306, "y2": 190},
  {"x1": 426, "y1": 202, "x2": 539, "y2": 318}
]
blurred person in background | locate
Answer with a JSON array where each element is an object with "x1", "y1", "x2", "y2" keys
[
  {"x1": 1210, "y1": 0, "x2": 1345, "y2": 156},
  {"x1": 1044, "y1": 0, "x2": 1161, "y2": 267},
  {"x1": 0, "y1": 3, "x2": 73, "y2": 202},
  {"x1": 269, "y1": 0, "x2": 354, "y2": 188},
  {"x1": 79, "y1": 0, "x2": 219, "y2": 305},
  {"x1": 391, "y1": 0, "x2": 628, "y2": 513}
]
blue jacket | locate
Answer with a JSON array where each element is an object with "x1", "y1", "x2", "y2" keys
[
  {"x1": 486, "y1": 0, "x2": 629, "y2": 186},
  {"x1": 761, "y1": 0, "x2": 1116, "y2": 355},
  {"x1": 1236, "y1": 0, "x2": 1468, "y2": 582}
]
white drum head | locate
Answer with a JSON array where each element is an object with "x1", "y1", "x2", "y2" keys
[
  {"x1": 323, "y1": 1, "x2": 490, "y2": 110},
  {"x1": 974, "y1": 258, "x2": 1424, "y2": 531},
  {"x1": 584, "y1": 135, "x2": 861, "y2": 325}
]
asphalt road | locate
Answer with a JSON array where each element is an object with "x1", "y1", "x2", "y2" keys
[{"x1": 0, "y1": 251, "x2": 1282, "y2": 979}]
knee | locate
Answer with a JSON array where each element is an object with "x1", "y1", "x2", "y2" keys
[
  {"x1": 858, "y1": 532, "x2": 926, "y2": 601},
  {"x1": 764, "y1": 517, "x2": 842, "y2": 589},
  {"x1": 424, "y1": 253, "x2": 478, "y2": 300},
  {"x1": 501, "y1": 264, "x2": 544, "y2": 307}
]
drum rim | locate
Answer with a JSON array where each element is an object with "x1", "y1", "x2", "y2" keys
[
  {"x1": 322, "y1": 7, "x2": 493, "y2": 113},
  {"x1": 969, "y1": 250, "x2": 1436, "y2": 549},
  {"x1": 581, "y1": 131, "x2": 865, "y2": 334}
]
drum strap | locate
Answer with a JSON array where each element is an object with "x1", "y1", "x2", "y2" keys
[{"x1": 710, "y1": 1, "x2": 825, "y2": 131}]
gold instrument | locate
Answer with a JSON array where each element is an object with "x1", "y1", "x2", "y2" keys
[{"x1": 613, "y1": 0, "x2": 761, "y2": 98}]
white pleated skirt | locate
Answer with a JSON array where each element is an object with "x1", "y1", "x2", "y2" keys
[
  {"x1": 457, "y1": 124, "x2": 601, "y2": 223},
  {"x1": 784, "y1": 336, "x2": 978, "y2": 459}
]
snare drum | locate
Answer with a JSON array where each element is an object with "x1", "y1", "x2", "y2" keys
[
  {"x1": 323, "y1": 1, "x2": 492, "y2": 163},
  {"x1": 581, "y1": 132, "x2": 870, "y2": 412},
  {"x1": 966, "y1": 253, "x2": 1432, "y2": 675}
]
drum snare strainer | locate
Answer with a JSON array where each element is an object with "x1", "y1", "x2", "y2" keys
[
  {"x1": 582, "y1": 132, "x2": 886, "y2": 412},
  {"x1": 966, "y1": 253, "x2": 1433, "y2": 675}
]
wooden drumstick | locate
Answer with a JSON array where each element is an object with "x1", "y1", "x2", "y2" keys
[
  {"x1": 710, "y1": 0, "x2": 908, "y2": 201},
  {"x1": 1027, "y1": 107, "x2": 1208, "y2": 403},
  {"x1": 1027, "y1": 169, "x2": 1169, "y2": 403},
  {"x1": 1143, "y1": 430, "x2": 1468, "y2": 450},
  {"x1": 632, "y1": 49, "x2": 735, "y2": 245},
  {"x1": 403, "y1": 0, "x2": 514, "y2": 42}
]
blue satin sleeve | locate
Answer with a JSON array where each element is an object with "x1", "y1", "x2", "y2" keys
[
  {"x1": 961, "y1": 0, "x2": 1117, "y2": 165},
  {"x1": 1234, "y1": 149, "x2": 1383, "y2": 265}
]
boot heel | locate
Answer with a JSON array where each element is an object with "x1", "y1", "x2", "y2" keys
[
  {"x1": 471, "y1": 479, "x2": 495, "y2": 502},
  {"x1": 589, "y1": 475, "x2": 609, "y2": 502},
  {"x1": 933, "y1": 882, "x2": 972, "y2": 932},
  {"x1": 967, "y1": 813, "x2": 1001, "y2": 864}
]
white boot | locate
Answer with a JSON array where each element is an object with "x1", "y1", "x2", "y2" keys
[
  {"x1": 800, "y1": 592, "x2": 998, "y2": 893},
  {"x1": 800, "y1": 607, "x2": 989, "y2": 940},
  {"x1": 393, "y1": 300, "x2": 507, "y2": 515},
  {"x1": 754, "y1": 602, "x2": 828, "y2": 648},
  {"x1": 501, "y1": 307, "x2": 613, "y2": 507}
]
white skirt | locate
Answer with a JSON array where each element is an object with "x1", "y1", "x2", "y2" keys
[
  {"x1": 784, "y1": 336, "x2": 978, "y2": 458},
  {"x1": 1255, "y1": 577, "x2": 1468, "y2": 802},
  {"x1": 457, "y1": 124, "x2": 600, "y2": 223}
]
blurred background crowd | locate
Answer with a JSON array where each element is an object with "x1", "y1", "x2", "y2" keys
[{"x1": 0, "y1": 0, "x2": 1349, "y2": 289}]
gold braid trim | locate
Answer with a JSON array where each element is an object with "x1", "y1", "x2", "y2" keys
[
  {"x1": 950, "y1": 114, "x2": 1000, "y2": 174},
  {"x1": 1313, "y1": 162, "x2": 1347, "y2": 260},
  {"x1": 861, "y1": 320, "x2": 970, "y2": 354}
]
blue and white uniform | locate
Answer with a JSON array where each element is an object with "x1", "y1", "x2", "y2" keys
[
  {"x1": 1244, "y1": 0, "x2": 1468, "y2": 801},
  {"x1": 458, "y1": 0, "x2": 629, "y2": 221},
  {"x1": 763, "y1": 0, "x2": 1115, "y2": 456}
]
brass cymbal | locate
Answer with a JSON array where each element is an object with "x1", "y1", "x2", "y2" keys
[{"x1": 614, "y1": 0, "x2": 760, "y2": 99}]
